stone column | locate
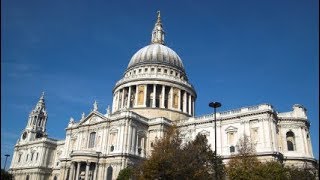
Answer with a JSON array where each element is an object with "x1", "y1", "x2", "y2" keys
[
  {"x1": 75, "y1": 162, "x2": 80, "y2": 180},
  {"x1": 268, "y1": 118, "x2": 275, "y2": 151},
  {"x1": 261, "y1": 119, "x2": 266, "y2": 148},
  {"x1": 121, "y1": 89, "x2": 125, "y2": 109},
  {"x1": 188, "y1": 95, "x2": 192, "y2": 115},
  {"x1": 41, "y1": 147, "x2": 48, "y2": 166},
  {"x1": 307, "y1": 131, "x2": 314, "y2": 156},
  {"x1": 192, "y1": 98, "x2": 195, "y2": 116},
  {"x1": 301, "y1": 127, "x2": 307, "y2": 154},
  {"x1": 161, "y1": 85, "x2": 165, "y2": 108},
  {"x1": 178, "y1": 89, "x2": 181, "y2": 111},
  {"x1": 183, "y1": 91, "x2": 187, "y2": 113},
  {"x1": 115, "y1": 91, "x2": 118, "y2": 110},
  {"x1": 85, "y1": 161, "x2": 90, "y2": 180},
  {"x1": 112, "y1": 92, "x2": 116, "y2": 112},
  {"x1": 135, "y1": 85, "x2": 139, "y2": 107},
  {"x1": 131, "y1": 127, "x2": 136, "y2": 154},
  {"x1": 93, "y1": 163, "x2": 98, "y2": 180},
  {"x1": 120, "y1": 123, "x2": 125, "y2": 153},
  {"x1": 152, "y1": 84, "x2": 156, "y2": 107},
  {"x1": 127, "y1": 86, "x2": 131, "y2": 108},
  {"x1": 61, "y1": 164, "x2": 67, "y2": 180},
  {"x1": 136, "y1": 134, "x2": 139, "y2": 156},
  {"x1": 169, "y1": 87, "x2": 173, "y2": 109},
  {"x1": 69, "y1": 162, "x2": 75, "y2": 180},
  {"x1": 143, "y1": 85, "x2": 147, "y2": 107},
  {"x1": 142, "y1": 137, "x2": 145, "y2": 157},
  {"x1": 127, "y1": 121, "x2": 132, "y2": 154}
]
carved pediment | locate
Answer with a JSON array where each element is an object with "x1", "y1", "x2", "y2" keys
[
  {"x1": 78, "y1": 111, "x2": 109, "y2": 126},
  {"x1": 225, "y1": 126, "x2": 238, "y2": 132},
  {"x1": 199, "y1": 130, "x2": 210, "y2": 136}
]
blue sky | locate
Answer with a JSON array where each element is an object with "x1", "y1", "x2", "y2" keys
[{"x1": 1, "y1": 0, "x2": 318, "y2": 168}]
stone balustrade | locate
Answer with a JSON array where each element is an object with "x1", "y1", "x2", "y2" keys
[
  {"x1": 115, "y1": 73, "x2": 194, "y2": 89},
  {"x1": 176, "y1": 103, "x2": 274, "y2": 124}
]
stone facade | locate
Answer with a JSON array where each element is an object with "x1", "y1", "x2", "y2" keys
[{"x1": 9, "y1": 12, "x2": 316, "y2": 180}]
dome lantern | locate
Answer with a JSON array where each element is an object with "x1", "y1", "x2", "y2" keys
[{"x1": 151, "y1": 11, "x2": 165, "y2": 45}]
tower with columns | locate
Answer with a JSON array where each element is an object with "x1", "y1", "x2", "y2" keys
[
  {"x1": 10, "y1": 93, "x2": 59, "y2": 180},
  {"x1": 21, "y1": 92, "x2": 48, "y2": 142},
  {"x1": 9, "y1": 12, "x2": 317, "y2": 180}
]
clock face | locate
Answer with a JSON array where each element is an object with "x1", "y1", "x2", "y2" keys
[{"x1": 22, "y1": 132, "x2": 27, "y2": 140}]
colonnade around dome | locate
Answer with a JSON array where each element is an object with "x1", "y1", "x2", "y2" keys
[{"x1": 112, "y1": 83, "x2": 195, "y2": 119}]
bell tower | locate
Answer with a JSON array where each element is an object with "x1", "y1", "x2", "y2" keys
[{"x1": 20, "y1": 92, "x2": 48, "y2": 142}]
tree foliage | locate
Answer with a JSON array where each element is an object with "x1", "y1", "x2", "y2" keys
[
  {"x1": 1, "y1": 169, "x2": 13, "y2": 180},
  {"x1": 227, "y1": 134, "x2": 261, "y2": 179},
  {"x1": 227, "y1": 134, "x2": 317, "y2": 180},
  {"x1": 117, "y1": 167, "x2": 134, "y2": 180},
  {"x1": 135, "y1": 127, "x2": 224, "y2": 180}
]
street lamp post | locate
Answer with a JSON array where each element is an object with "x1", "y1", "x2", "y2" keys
[
  {"x1": 209, "y1": 102, "x2": 222, "y2": 180},
  {"x1": 4, "y1": 154, "x2": 10, "y2": 170}
]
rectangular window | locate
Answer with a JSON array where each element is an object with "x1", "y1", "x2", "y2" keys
[
  {"x1": 250, "y1": 128, "x2": 259, "y2": 143},
  {"x1": 228, "y1": 132, "x2": 235, "y2": 145},
  {"x1": 88, "y1": 132, "x2": 96, "y2": 148},
  {"x1": 31, "y1": 153, "x2": 34, "y2": 161}
]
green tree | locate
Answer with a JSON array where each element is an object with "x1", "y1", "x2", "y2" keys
[
  {"x1": 182, "y1": 133, "x2": 225, "y2": 179},
  {"x1": 226, "y1": 134, "x2": 261, "y2": 180},
  {"x1": 226, "y1": 135, "x2": 317, "y2": 180},
  {"x1": 117, "y1": 167, "x2": 134, "y2": 180},
  {"x1": 135, "y1": 126, "x2": 225, "y2": 180},
  {"x1": 285, "y1": 164, "x2": 317, "y2": 180},
  {"x1": 1, "y1": 169, "x2": 13, "y2": 180}
]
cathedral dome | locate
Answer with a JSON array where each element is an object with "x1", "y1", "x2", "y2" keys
[
  {"x1": 113, "y1": 11, "x2": 196, "y2": 121},
  {"x1": 127, "y1": 11, "x2": 185, "y2": 72},
  {"x1": 127, "y1": 43, "x2": 185, "y2": 72}
]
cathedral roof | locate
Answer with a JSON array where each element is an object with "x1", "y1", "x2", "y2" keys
[{"x1": 127, "y1": 11, "x2": 185, "y2": 72}]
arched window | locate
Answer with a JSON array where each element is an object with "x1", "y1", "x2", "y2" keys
[
  {"x1": 33, "y1": 117, "x2": 37, "y2": 124},
  {"x1": 53, "y1": 176, "x2": 57, "y2": 180},
  {"x1": 286, "y1": 131, "x2": 296, "y2": 151},
  {"x1": 107, "y1": 166, "x2": 113, "y2": 180},
  {"x1": 230, "y1": 146, "x2": 235, "y2": 153},
  {"x1": 26, "y1": 175, "x2": 30, "y2": 180},
  {"x1": 88, "y1": 132, "x2": 96, "y2": 148}
]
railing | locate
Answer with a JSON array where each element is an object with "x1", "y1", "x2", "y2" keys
[
  {"x1": 277, "y1": 112, "x2": 292, "y2": 117},
  {"x1": 110, "y1": 110, "x2": 149, "y2": 122},
  {"x1": 148, "y1": 117, "x2": 172, "y2": 125},
  {"x1": 115, "y1": 73, "x2": 194, "y2": 89},
  {"x1": 176, "y1": 103, "x2": 273, "y2": 124},
  {"x1": 71, "y1": 150, "x2": 99, "y2": 157}
]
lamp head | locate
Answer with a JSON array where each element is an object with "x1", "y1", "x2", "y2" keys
[{"x1": 209, "y1": 102, "x2": 222, "y2": 108}]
